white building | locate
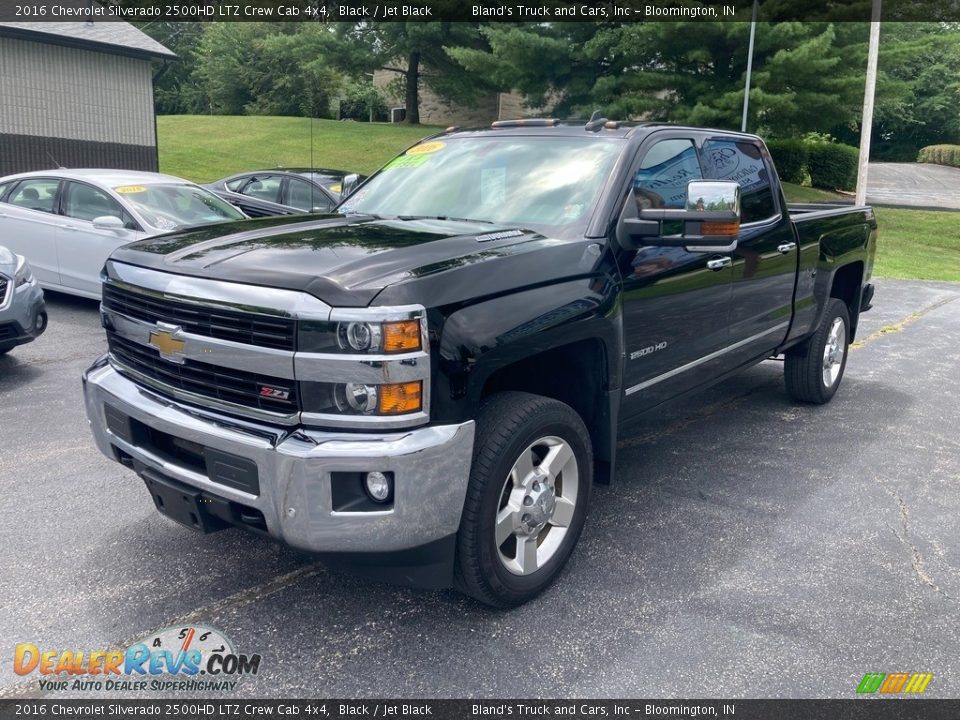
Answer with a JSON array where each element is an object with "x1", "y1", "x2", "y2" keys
[{"x1": 0, "y1": 20, "x2": 174, "y2": 175}]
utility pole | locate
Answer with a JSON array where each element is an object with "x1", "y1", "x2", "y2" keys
[
  {"x1": 741, "y1": 0, "x2": 759, "y2": 133},
  {"x1": 856, "y1": 0, "x2": 882, "y2": 206}
]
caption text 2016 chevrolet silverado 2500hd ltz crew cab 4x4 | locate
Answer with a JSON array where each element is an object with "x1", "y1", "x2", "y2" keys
[{"x1": 83, "y1": 119, "x2": 877, "y2": 607}]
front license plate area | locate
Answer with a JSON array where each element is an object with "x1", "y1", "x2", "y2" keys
[{"x1": 141, "y1": 469, "x2": 227, "y2": 534}]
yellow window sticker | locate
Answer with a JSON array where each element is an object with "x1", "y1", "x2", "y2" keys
[
  {"x1": 406, "y1": 141, "x2": 446, "y2": 156},
  {"x1": 329, "y1": 183, "x2": 342, "y2": 193},
  {"x1": 114, "y1": 185, "x2": 146, "y2": 194}
]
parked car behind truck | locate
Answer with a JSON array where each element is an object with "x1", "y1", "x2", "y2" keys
[
  {"x1": 83, "y1": 120, "x2": 876, "y2": 606},
  {"x1": 0, "y1": 245, "x2": 45, "y2": 355},
  {"x1": 0, "y1": 170, "x2": 246, "y2": 299}
]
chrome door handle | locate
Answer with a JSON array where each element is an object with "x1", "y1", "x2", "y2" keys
[
  {"x1": 777, "y1": 242, "x2": 797, "y2": 254},
  {"x1": 706, "y1": 257, "x2": 732, "y2": 271},
  {"x1": 60, "y1": 224, "x2": 77, "y2": 231}
]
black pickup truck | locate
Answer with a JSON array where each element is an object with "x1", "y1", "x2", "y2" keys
[{"x1": 83, "y1": 120, "x2": 876, "y2": 607}]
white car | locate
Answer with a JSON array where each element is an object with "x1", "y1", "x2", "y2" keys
[{"x1": 0, "y1": 170, "x2": 246, "y2": 299}]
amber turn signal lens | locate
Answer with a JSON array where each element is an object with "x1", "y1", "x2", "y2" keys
[
  {"x1": 382, "y1": 320, "x2": 421, "y2": 353},
  {"x1": 701, "y1": 221, "x2": 740, "y2": 237},
  {"x1": 378, "y1": 381, "x2": 422, "y2": 415}
]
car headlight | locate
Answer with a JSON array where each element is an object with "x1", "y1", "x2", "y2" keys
[
  {"x1": 14, "y1": 256, "x2": 33, "y2": 288},
  {"x1": 298, "y1": 318, "x2": 422, "y2": 354},
  {"x1": 300, "y1": 380, "x2": 423, "y2": 416}
]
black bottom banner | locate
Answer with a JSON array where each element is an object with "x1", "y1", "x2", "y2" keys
[{"x1": 1, "y1": 700, "x2": 959, "y2": 720}]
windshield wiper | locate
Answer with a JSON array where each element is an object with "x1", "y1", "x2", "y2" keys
[{"x1": 395, "y1": 215, "x2": 498, "y2": 224}]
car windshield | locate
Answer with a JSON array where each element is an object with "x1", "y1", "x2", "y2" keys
[
  {"x1": 339, "y1": 136, "x2": 623, "y2": 237},
  {"x1": 114, "y1": 183, "x2": 244, "y2": 231}
]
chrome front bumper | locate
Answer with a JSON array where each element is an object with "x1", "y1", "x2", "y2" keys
[{"x1": 83, "y1": 357, "x2": 475, "y2": 554}]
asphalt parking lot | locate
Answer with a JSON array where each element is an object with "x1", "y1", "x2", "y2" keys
[{"x1": 1, "y1": 278, "x2": 958, "y2": 699}]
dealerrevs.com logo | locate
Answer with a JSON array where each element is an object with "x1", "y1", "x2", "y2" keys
[{"x1": 14, "y1": 625, "x2": 261, "y2": 693}]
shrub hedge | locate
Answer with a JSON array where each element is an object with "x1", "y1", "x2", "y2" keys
[
  {"x1": 806, "y1": 142, "x2": 859, "y2": 190},
  {"x1": 917, "y1": 144, "x2": 960, "y2": 168},
  {"x1": 767, "y1": 139, "x2": 859, "y2": 191},
  {"x1": 766, "y1": 140, "x2": 808, "y2": 184}
]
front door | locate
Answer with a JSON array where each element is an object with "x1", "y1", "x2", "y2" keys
[
  {"x1": 57, "y1": 181, "x2": 139, "y2": 296},
  {"x1": 618, "y1": 135, "x2": 734, "y2": 418}
]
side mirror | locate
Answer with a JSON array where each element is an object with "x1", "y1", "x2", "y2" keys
[
  {"x1": 92, "y1": 215, "x2": 125, "y2": 231},
  {"x1": 622, "y1": 180, "x2": 741, "y2": 251},
  {"x1": 339, "y1": 173, "x2": 360, "y2": 199}
]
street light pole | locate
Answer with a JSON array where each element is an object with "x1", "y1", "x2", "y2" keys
[
  {"x1": 741, "y1": 0, "x2": 758, "y2": 133},
  {"x1": 856, "y1": 0, "x2": 882, "y2": 206}
]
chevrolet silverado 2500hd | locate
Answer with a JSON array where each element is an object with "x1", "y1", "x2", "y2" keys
[{"x1": 83, "y1": 120, "x2": 877, "y2": 606}]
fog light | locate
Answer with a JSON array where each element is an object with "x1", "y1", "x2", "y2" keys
[{"x1": 365, "y1": 471, "x2": 392, "y2": 502}]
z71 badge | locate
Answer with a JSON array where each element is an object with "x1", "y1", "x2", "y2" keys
[{"x1": 258, "y1": 386, "x2": 290, "y2": 400}]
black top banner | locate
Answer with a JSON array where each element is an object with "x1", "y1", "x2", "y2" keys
[
  {"x1": 2, "y1": 700, "x2": 960, "y2": 720},
  {"x1": 0, "y1": 0, "x2": 955, "y2": 23}
]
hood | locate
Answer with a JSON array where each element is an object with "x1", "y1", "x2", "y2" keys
[{"x1": 109, "y1": 215, "x2": 577, "y2": 307}]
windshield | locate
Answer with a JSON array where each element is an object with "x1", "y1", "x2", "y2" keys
[
  {"x1": 114, "y1": 183, "x2": 244, "y2": 231},
  {"x1": 340, "y1": 136, "x2": 623, "y2": 237}
]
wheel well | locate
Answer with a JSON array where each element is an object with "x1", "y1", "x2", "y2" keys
[
  {"x1": 480, "y1": 339, "x2": 614, "y2": 483},
  {"x1": 830, "y1": 261, "x2": 864, "y2": 340}
]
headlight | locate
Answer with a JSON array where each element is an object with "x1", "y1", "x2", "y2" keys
[
  {"x1": 303, "y1": 380, "x2": 423, "y2": 416},
  {"x1": 299, "y1": 319, "x2": 422, "y2": 354},
  {"x1": 14, "y1": 256, "x2": 33, "y2": 288}
]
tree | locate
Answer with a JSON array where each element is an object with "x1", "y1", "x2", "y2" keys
[
  {"x1": 450, "y1": 21, "x2": 868, "y2": 136},
  {"x1": 837, "y1": 22, "x2": 960, "y2": 159},
  {"x1": 325, "y1": 22, "x2": 495, "y2": 124},
  {"x1": 190, "y1": 23, "x2": 343, "y2": 118},
  {"x1": 132, "y1": 21, "x2": 206, "y2": 114}
]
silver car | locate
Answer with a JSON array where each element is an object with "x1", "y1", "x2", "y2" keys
[
  {"x1": 0, "y1": 170, "x2": 246, "y2": 299},
  {"x1": 0, "y1": 245, "x2": 46, "y2": 355}
]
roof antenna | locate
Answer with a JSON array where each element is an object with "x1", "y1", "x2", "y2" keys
[
  {"x1": 45, "y1": 151, "x2": 65, "y2": 169},
  {"x1": 585, "y1": 110, "x2": 607, "y2": 132}
]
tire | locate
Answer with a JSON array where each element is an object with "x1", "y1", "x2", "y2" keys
[
  {"x1": 454, "y1": 392, "x2": 593, "y2": 607},
  {"x1": 785, "y1": 298, "x2": 851, "y2": 404}
]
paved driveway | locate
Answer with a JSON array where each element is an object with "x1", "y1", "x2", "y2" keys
[
  {"x1": 868, "y1": 162, "x2": 960, "y2": 209},
  {"x1": 0, "y1": 279, "x2": 958, "y2": 699}
]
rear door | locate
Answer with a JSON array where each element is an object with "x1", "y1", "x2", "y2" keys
[
  {"x1": 0, "y1": 178, "x2": 63, "y2": 286},
  {"x1": 284, "y1": 177, "x2": 335, "y2": 213},
  {"x1": 618, "y1": 135, "x2": 734, "y2": 416},
  {"x1": 701, "y1": 137, "x2": 797, "y2": 362},
  {"x1": 57, "y1": 181, "x2": 139, "y2": 296}
]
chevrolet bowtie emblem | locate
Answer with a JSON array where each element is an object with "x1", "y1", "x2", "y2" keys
[{"x1": 148, "y1": 324, "x2": 186, "y2": 363}]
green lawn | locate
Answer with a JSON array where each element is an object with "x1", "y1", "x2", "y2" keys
[
  {"x1": 157, "y1": 115, "x2": 442, "y2": 182},
  {"x1": 781, "y1": 182, "x2": 848, "y2": 204},
  {"x1": 157, "y1": 115, "x2": 959, "y2": 282},
  {"x1": 870, "y1": 207, "x2": 960, "y2": 282}
]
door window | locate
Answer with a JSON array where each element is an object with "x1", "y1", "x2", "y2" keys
[
  {"x1": 7, "y1": 179, "x2": 60, "y2": 214},
  {"x1": 286, "y1": 178, "x2": 332, "y2": 212},
  {"x1": 62, "y1": 181, "x2": 136, "y2": 228},
  {"x1": 702, "y1": 139, "x2": 777, "y2": 224},
  {"x1": 633, "y1": 139, "x2": 703, "y2": 211},
  {"x1": 239, "y1": 175, "x2": 282, "y2": 204}
]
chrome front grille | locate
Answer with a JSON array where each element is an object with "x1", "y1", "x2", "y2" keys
[
  {"x1": 0, "y1": 276, "x2": 8, "y2": 306},
  {"x1": 103, "y1": 283, "x2": 296, "y2": 351},
  {"x1": 107, "y1": 333, "x2": 299, "y2": 415}
]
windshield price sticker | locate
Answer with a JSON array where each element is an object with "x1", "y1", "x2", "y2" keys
[
  {"x1": 114, "y1": 186, "x2": 147, "y2": 194},
  {"x1": 407, "y1": 141, "x2": 446, "y2": 156}
]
